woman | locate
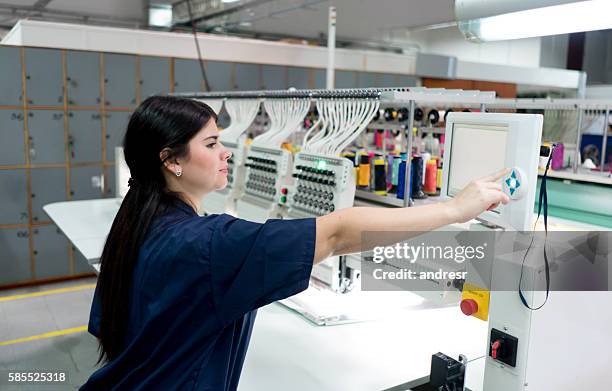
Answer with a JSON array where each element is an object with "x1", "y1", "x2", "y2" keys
[{"x1": 81, "y1": 96, "x2": 509, "y2": 390}]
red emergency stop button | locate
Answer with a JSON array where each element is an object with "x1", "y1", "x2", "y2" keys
[{"x1": 460, "y1": 299, "x2": 478, "y2": 316}]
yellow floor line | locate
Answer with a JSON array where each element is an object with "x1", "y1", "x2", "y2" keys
[
  {"x1": 0, "y1": 284, "x2": 96, "y2": 302},
  {"x1": 0, "y1": 325, "x2": 88, "y2": 346}
]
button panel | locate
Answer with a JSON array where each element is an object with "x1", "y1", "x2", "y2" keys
[
  {"x1": 288, "y1": 153, "x2": 353, "y2": 217},
  {"x1": 291, "y1": 164, "x2": 338, "y2": 216},
  {"x1": 245, "y1": 156, "x2": 278, "y2": 201}
]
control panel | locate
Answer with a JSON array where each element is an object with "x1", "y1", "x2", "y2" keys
[
  {"x1": 287, "y1": 152, "x2": 355, "y2": 218},
  {"x1": 236, "y1": 145, "x2": 292, "y2": 222},
  {"x1": 244, "y1": 146, "x2": 291, "y2": 201}
]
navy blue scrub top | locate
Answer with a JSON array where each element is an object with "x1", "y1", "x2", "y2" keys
[{"x1": 81, "y1": 201, "x2": 315, "y2": 390}]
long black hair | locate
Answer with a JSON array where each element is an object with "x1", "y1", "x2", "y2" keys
[{"x1": 97, "y1": 96, "x2": 217, "y2": 363}]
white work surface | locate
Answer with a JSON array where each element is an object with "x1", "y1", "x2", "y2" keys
[
  {"x1": 241, "y1": 300, "x2": 487, "y2": 391},
  {"x1": 44, "y1": 198, "x2": 121, "y2": 263}
]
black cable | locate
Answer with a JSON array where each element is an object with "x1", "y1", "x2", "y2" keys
[
  {"x1": 185, "y1": 0, "x2": 211, "y2": 91},
  {"x1": 518, "y1": 143, "x2": 557, "y2": 311}
]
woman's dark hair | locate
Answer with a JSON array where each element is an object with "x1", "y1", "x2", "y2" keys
[{"x1": 97, "y1": 96, "x2": 217, "y2": 363}]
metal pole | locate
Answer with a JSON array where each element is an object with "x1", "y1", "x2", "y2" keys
[
  {"x1": 573, "y1": 106, "x2": 584, "y2": 173},
  {"x1": 326, "y1": 6, "x2": 336, "y2": 90},
  {"x1": 403, "y1": 100, "x2": 415, "y2": 207},
  {"x1": 601, "y1": 107, "x2": 609, "y2": 172}
]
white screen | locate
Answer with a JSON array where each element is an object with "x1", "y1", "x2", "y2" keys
[{"x1": 447, "y1": 124, "x2": 508, "y2": 197}]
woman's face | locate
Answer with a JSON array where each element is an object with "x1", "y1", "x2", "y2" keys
[{"x1": 177, "y1": 119, "x2": 231, "y2": 196}]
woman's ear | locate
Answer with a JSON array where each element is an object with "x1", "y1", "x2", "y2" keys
[{"x1": 160, "y1": 148, "x2": 180, "y2": 175}]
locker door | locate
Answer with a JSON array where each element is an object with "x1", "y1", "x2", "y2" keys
[
  {"x1": 397, "y1": 75, "x2": 417, "y2": 88},
  {"x1": 68, "y1": 111, "x2": 102, "y2": 164},
  {"x1": 288, "y1": 67, "x2": 309, "y2": 90},
  {"x1": 313, "y1": 69, "x2": 326, "y2": 89},
  {"x1": 70, "y1": 166, "x2": 104, "y2": 200},
  {"x1": 335, "y1": 71, "x2": 357, "y2": 88},
  {"x1": 66, "y1": 51, "x2": 100, "y2": 107},
  {"x1": 0, "y1": 170, "x2": 28, "y2": 225},
  {"x1": 104, "y1": 53, "x2": 137, "y2": 107},
  {"x1": 140, "y1": 56, "x2": 170, "y2": 100},
  {"x1": 105, "y1": 111, "x2": 131, "y2": 162},
  {"x1": 30, "y1": 168, "x2": 67, "y2": 223},
  {"x1": 28, "y1": 110, "x2": 66, "y2": 165},
  {"x1": 0, "y1": 110, "x2": 25, "y2": 165},
  {"x1": 24, "y1": 48, "x2": 63, "y2": 106},
  {"x1": 0, "y1": 46, "x2": 23, "y2": 106},
  {"x1": 376, "y1": 73, "x2": 398, "y2": 88},
  {"x1": 0, "y1": 228, "x2": 32, "y2": 285},
  {"x1": 174, "y1": 58, "x2": 204, "y2": 93},
  {"x1": 261, "y1": 65, "x2": 286, "y2": 90},
  {"x1": 205, "y1": 61, "x2": 232, "y2": 91},
  {"x1": 32, "y1": 225, "x2": 70, "y2": 279},
  {"x1": 103, "y1": 165, "x2": 116, "y2": 198},
  {"x1": 73, "y1": 246, "x2": 96, "y2": 274},
  {"x1": 235, "y1": 63, "x2": 261, "y2": 91},
  {"x1": 358, "y1": 72, "x2": 376, "y2": 88}
]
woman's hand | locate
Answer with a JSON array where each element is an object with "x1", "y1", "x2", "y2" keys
[{"x1": 445, "y1": 168, "x2": 511, "y2": 224}]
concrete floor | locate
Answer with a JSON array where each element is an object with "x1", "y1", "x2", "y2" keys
[{"x1": 0, "y1": 277, "x2": 100, "y2": 390}]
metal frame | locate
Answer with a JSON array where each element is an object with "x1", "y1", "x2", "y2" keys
[
  {"x1": 488, "y1": 98, "x2": 612, "y2": 174},
  {"x1": 174, "y1": 87, "x2": 498, "y2": 208}
]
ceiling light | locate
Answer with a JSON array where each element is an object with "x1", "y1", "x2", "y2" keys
[
  {"x1": 458, "y1": 0, "x2": 612, "y2": 42},
  {"x1": 149, "y1": 5, "x2": 173, "y2": 27}
]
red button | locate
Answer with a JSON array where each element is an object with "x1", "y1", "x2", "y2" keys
[
  {"x1": 460, "y1": 299, "x2": 478, "y2": 316},
  {"x1": 281, "y1": 188, "x2": 288, "y2": 195}
]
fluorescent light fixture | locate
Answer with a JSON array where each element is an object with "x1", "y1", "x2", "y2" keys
[
  {"x1": 458, "y1": 0, "x2": 612, "y2": 42},
  {"x1": 149, "y1": 5, "x2": 173, "y2": 28},
  {"x1": 222, "y1": 0, "x2": 241, "y2": 3}
]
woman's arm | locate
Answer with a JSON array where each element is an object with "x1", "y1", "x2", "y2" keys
[{"x1": 313, "y1": 169, "x2": 510, "y2": 264}]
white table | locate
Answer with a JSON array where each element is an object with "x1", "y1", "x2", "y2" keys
[{"x1": 44, "y1": 198, "x2": 121, "y2": 264}]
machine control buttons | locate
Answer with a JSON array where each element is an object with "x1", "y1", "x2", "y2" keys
[
  {"x1": 460, "y1": 299, "x2": 478, "y2": 316},
  {"x1": 503, "y1": 167, "x2": 526, "y2": 200}
]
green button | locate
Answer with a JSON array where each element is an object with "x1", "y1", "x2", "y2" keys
[{"x1": 281, "y1": 195, "x2": 287, "y2": 203}]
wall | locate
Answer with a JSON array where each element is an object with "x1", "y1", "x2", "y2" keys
[
  {"x1": 539, "y1": 34, "x2": 569, "y2": 69},
  {"x1": 583, "y1": 30, "x2": 612, "y2": 85},
  {"x1": 0, "y1": 45, "x2": 417, "y2": 288}
]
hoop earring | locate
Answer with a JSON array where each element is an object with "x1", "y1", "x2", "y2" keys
[{"x1": 175, "y1": 170, "x2": 182, "y2": 177}]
